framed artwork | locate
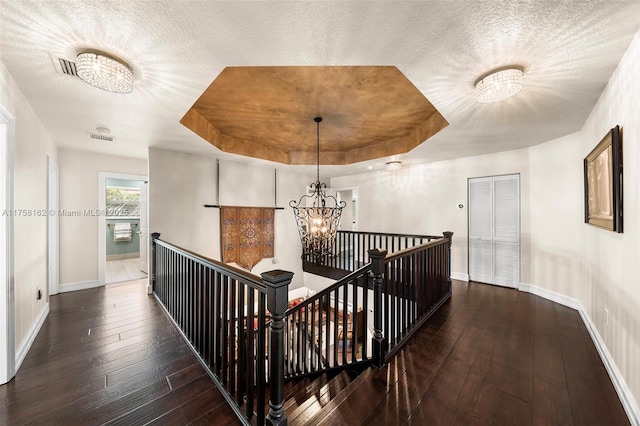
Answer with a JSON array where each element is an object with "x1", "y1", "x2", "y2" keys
[{"x1": 584, "y1": 125, "x2": 623, "y2": 232}]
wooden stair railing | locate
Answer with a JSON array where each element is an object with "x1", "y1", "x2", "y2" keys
[
  {"x1": 283, "y1": 264, "x2": 373, "y2": 379},
  {"x1": 151, "y1": 234, "x2": 291, "y2": 426},
  {"x1": 151, "y1": 230, "x2": 453, "y2": 425},
  {"x1": 303, "y1": 229, "x2": 443, "y2": 279}
]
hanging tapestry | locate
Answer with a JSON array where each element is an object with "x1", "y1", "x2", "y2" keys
[{"x1": 221, "y1": 206, "x2": 275, "y2": 270}]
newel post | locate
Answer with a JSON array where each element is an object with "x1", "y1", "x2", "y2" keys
[
  {"x1": 262, "y1": 269, "x2": 293, "y2": 426},
  {"x1": 368, "y1": 249, "x2": 388, "y2": 368},
  {"x1": 149, "y1": 232, "x2": 161, "y2": 294},
  {"x1": 443, "y1": 231, "x2": 453, "y2": 295}
]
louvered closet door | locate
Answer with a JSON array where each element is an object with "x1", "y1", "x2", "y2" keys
[
  {"x1": 468, "y1": 178, "x2": 493, "y2": 284},
  {"x1": 468, "y1": 174, "x2": 520, "y2": 288}
]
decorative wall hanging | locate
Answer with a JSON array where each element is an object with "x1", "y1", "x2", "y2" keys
[
  {"x1": 584, "y1": 125, "x2": 623, "y2": 233},
  {"x1": 221, "y1": 206, "x2": 275, "y2": 269}
]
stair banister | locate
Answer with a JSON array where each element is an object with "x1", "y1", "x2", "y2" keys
[
  {"x1": 262, "y1": 270, "x2": 293, "y2": 426},
  {"x1": 368, "y1": 248, "x2": 387, "y2": 368}
]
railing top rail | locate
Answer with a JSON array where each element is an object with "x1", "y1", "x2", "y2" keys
[
  {"x1": 337, "y1": 229, "x2": 443, "y2": 240},
  {"x1": 285, "y1": 263, "x2": 372, "y2": 316},
  {"x1": 154, "y1": 238, "x2": 265, "y2": 292},
  {"x1": 384, "y1": 234, "x2": 450, "y2": 263}
]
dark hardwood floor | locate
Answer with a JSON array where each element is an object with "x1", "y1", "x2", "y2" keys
[
  {"x1": 0, "y1": 279, "x2": 629, "y2": 425},
  {"x1": 284, "y1": 280, "x2": 630, "y2": 426},
  {"x1": 0, "y1": 279, "x2": 240, "y2": 426}
]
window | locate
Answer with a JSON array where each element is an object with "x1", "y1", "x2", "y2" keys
[{"x1": 106, "y1": 186, "x2": 140, "y2": 217}]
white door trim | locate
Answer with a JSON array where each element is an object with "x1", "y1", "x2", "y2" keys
[
  {"x1": 98, "y1": 172, "x2": 148, "y2": 285},
  {"x1": 0, "y1": 105, "x2": 16, "y2": 384},
  {"x1": 139, "y1": 182, "x2": 149, "y2": 274},
  {"x1": 47, "y1": 157, "x2": 60, "y2": 296}
]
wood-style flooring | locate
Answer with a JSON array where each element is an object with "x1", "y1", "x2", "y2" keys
[
  {"x1": 0, "y1": 279, "x2": 630, "y2": 425},
  {"x1": 283, "y1": 280, "x2": 630, "y2": 426},
  {"x1": 0, "y1": 279, "x2": 240, "y2": 426}
]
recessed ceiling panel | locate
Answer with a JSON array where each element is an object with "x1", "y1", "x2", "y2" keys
[{"x1": 180, "y1": 66, "x2": 448, "y2": 165}]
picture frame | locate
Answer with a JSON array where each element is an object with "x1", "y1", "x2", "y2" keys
[{"x1": 584, "y1": 125, "x2": 623, "y2": 232}]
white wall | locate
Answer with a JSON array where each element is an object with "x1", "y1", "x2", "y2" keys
[
  {"x1": 331, "y1": 29, "x2": 640, "y2": 416},
  {"x1": 58, "y1": 148, "x2": 147, "y2": 286},
  {"x1": 531, "y1": 29, "x2": 640, "y2": 411},
  {"x1": 148, "y1": 148, "x2": 315, "y2": 287},
  {"x1": 0, "y1": 61, "x2": 56, "y2": 352},
  {"x1": 331, "y1": 149, "x2": 532, "y2": 282}
]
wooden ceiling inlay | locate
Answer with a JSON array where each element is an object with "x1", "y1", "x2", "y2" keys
[{"x1": 180, "y1": 66, "x2": 448, "y2": 165}]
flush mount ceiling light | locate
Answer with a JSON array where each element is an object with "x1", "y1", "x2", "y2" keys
[
  {"x1": 385, "y1": 161, "x2": 402, "y2": 171},
  {"x1": 75, "y1": 52, "x2": 133, "y2": 93},
  {"x1": 475, "y1": 67, "x2": 523, "y2": 103}
]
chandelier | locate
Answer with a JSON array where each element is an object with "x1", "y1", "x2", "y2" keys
[
  {"x1": 290, "y1": 117, "x2": 346, "y2": 264},
  {"x1": 475, "y1": 67, "x2": 523, "y2": 103},
  {"x1": 76, "y1": 52, "x2": 133, "y2": 94}
]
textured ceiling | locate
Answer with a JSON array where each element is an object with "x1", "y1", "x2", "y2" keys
[
  {"x1": 180, "y1": 66, "x2": 448, "y2": 165},
  {"x1": 1, "y1": 1, "x2": 639, "y2": 176}
]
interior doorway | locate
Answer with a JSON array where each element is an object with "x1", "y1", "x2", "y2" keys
[
  {"x1": 98, "y1": 172, "x2": 148, "y2": 285},
  {"x1": 0, "y1": 105, "x2": 15, "y2": 384},
  {"x1": 336, "y1": 187, "x2": 357, "y2": 231}
]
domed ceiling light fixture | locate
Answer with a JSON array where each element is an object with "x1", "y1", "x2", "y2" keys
[
  {"x1": 75, "y1": 52, "x2": 133, "y2": 93},
  {"x1": 290, "y1": 117, "x2": 346, "y2": 264},
  {"x1": 475, "y1": 67, "x2": 523, "y2": 103}
]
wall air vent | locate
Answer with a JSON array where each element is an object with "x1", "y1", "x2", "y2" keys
[
  {"x1": 87, "y1": 132, "x2": 114, "y2": 142},
  {"x1": 57, "y1": 58, "x2": 78, "y2": 77}
]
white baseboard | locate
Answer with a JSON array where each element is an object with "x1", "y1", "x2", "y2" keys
[
  {"x1": 451, "y1": 272, "x2": 469, "y2": 282},
  {"x1": 578, "y1": 304, "x2": 640, "y2": 426},
  {"x1": 59, "y1": 280, "x2": 101, "y2": 293},
  {"x1": 15, "y1": 303, "x2": 49, "y2": 372},
  {"x1": 519, "y1": 282, "x2": 639, "y2": 426},
  {"x1": 517, "y1": 282, "x2": 580, "y2": 310}
]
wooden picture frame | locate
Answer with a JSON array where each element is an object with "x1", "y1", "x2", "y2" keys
[{"x1": 584, "y1": 125, "x2": 623, "y2": 232}]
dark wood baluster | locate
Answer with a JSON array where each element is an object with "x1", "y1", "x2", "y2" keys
[
  {"x1": 362, "y1": 274, "x2": 368, "y2": 360},
  {"x1": 167, "y1": 249, "x2": 172, "y2": 315},
  {"x1": 427, "y1": 246, "x2": 432, "y2": 309},
  {"x1": 229, "y1": 279, "x2": 237, "y2": 395},
  {"x1": 186, "y1": 259, "x2": 191, "y2": 343},
  {"x1": 237, "y1": 282, "x2": 246, "y2": 403},
  {"x1": 332, "y1": 288, "x2": 339, "y2": 367},
  {"x1": 221, "y1": 276, "x2": 229, "y2": 386},
  {"x1": 246, "y1": 288, "x2": 255, "y2": 419},
  {"x1": 181, "y1": 255, "x2": 187, "y2": 328},
  {"x1": 324, "y1": 293, "x2": 330, "y2": 368},
  {"x1": 304, "y1": 299, "x2": 310, "y2": 374},
  {"x1": 213, "y1": 271, "x2": 221, "y2": 375},
  {"x1": 390, "y1": 258, "x2": 397, "y2": 347},
  {"x1": 295, "y1": 309, "x2": 301, "y2": 375},
  {"x1": 418, "y1": 250, "x2": 424, "y2": 318},
  {"x1": 206, "y1": 268, "x2": 212, "y2": 368},
  {"x1": 178, "y1": 255, "x2": 183, "y2": 328},
  {"x1": 399, "y1": 257, "x2": 405, "y2": 339},
  {"x1": 256, "y1": 291, "x2": 266, "y2": 425},
  {"x1": 408, "y1": 253, "x2": 414, "y2": 324},
  {"x1": 310, "y1": 296, "x2": 316, "y2": 371}
]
